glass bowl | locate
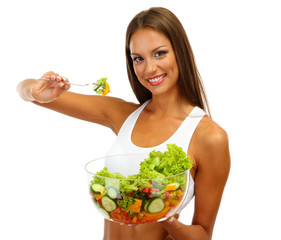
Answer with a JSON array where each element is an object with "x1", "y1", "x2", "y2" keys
[{"x1": 85, "y1": 153, "x2": 190, "y2": 225}]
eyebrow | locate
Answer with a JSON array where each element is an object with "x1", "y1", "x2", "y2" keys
[{"x1": 130, "y1": 45, "x2": 168, "y2": 56}]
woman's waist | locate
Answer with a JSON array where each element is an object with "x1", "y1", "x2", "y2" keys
[{"x1": 103, "y1": 220, "x2": 168, "y2": 240}]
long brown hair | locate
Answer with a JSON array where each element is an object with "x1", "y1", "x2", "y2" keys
[{"x1": 125, "y1": 7, "x2": 211, "y2": 116}]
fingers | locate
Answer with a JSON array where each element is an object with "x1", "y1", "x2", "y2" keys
[
  {"x1": 55, "y1": 76, "x2": 69, "y2": 89},
  {"x1": 61, "y1": 78, "x2": 71, "y2": 91},
  {"x1": 41, "y1": 71, "x2": 55, "y2": 79},
  {"x1": 52, "y1": 82, "x2": 64, "y2": 98},
  {"x1": 40, "y1": 71, "x2": 70, "y2": 93},
  {"x1": 55, "y1": 76, "x2": 69, "y2": 83},
  {"x1": 41, "y1": 72, "x2": 69, "y2": 85},
  {"x1": 41, "y1": 71, "x2": 68, "y2": 81},
  {"x1": 57, "y1": 76, "x2": 70, "y2": 91},
  {"x1": 50, "y1": 74, "x2": 61, "y2": 80}
]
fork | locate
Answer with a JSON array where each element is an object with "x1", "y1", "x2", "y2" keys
[{"x1": 38, "y1": 78, "x2": 99, "y2": 87}]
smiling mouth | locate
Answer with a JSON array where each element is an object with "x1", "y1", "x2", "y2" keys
[{"x1": 146, "y1": 74, "x2": 167, "y2": 85}]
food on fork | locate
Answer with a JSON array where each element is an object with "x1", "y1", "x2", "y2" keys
[
  {"x1": 93, "y1": 78, "x2": 110, "y2": 96},
  {"x1": 39, "y1": 76, "x2": 110, "y2": 96}
]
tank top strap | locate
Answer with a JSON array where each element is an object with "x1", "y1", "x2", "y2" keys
[{"x1": 168, "y1": 106, "x2": 206, "y2": 153}]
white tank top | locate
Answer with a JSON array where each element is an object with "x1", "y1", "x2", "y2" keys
[{"x1": 106, "y1": 100, "x2": 206, "y2": 213}]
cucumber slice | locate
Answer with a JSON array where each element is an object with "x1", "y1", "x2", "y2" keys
[
  {"x1": 166, "y1": 182, "x2": 181, "y2": 191},
  {"x1": 144, "y1": 200, "x2": 150, "y2": 212},
  {"x1": 107, "y1": 186, "x2": 119, "y2": 199},
  {"x1": 97, "y1": 207, "x2": 111, "y2": 219},
  {"x1": 91, "y1": 183, "x2": 105, "y2": 194},
  {"x1": 147, "y1": 198, "x2": 165, "y2": 214},
  {"x1": 93, "y1": 200, "x2": 110, "y2": 219},
  {"x1": 101, "y1": 196, "x2": 117, "y2": 212}
]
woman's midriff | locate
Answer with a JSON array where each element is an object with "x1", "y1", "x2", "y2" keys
[{"x1": 103, "y1": 219, "x2": 168, "y2": 240}]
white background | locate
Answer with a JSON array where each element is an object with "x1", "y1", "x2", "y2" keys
[{"x1": 1, "y1": 0, "x2": 280, "y2": 239}]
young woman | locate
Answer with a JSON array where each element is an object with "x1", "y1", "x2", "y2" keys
[{"x1": 17, "y1": 7, "x2": 230, "y2": 240}]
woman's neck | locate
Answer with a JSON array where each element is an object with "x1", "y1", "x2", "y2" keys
[{"x1": 147, "y1": 93, "x2": 194, "y2": 118}]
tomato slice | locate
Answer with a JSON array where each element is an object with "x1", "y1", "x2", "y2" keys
[
  {"x1": 110, "y1": 207, "x2": 123, "y2": 221},
  {"x1": 110, "y1": 207, "x2": 131, "y2": 223},
  {"x1": 126, "y1": 191, "x2": 135, "y2": 197},
  {"x1": 142, "y1": 187, "x2": 150, "y2": 193}
]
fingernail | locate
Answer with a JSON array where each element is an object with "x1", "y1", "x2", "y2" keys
[
  {"x1": 169, "y1": 216, "x2": 175, "y2": 223},
  {"x1": 59, "y1": 82, "x2": 65, "y2": 87}
]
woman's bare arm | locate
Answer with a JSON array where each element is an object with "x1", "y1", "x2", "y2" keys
[
  {"x1": 34, "y1": 92, "x2": 137, "y2": 134},
  {"x1": 16, "y1": 71, "x2": 138, "y2": 134},
  {"x1": 161, "y1": 118, "x2": 231, "y2": 239}
]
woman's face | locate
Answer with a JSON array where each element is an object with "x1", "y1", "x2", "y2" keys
[{"x1": 129, "y1": 28, "x2": 179, "y2": 97}]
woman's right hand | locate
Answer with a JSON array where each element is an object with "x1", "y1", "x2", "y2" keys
[{"x1": 30, "y1": 71, "x2": 70, "y2": 103}]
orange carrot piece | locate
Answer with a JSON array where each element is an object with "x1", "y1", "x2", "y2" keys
[
  {"x1": 165, "y1": 185, "x2": 176, "y2": 191},
  {"x1": 168, "y1": 198, "x2": 179, "y2": 207},
  {"x1": 142, "y1": 205, "x2": 171, "y2": 218},
  {"x1": 129, "y1": 199, "x2": 142, "y2": 213},
  {"x1": 132, "y1": 215, "x2": 138, "y2": 223},
  {"x1": 93, "y1": 193, "x2": 104, "y2": 199},
  {"x1": 176, "y1": 189, "x2": 183, "y2": 197},
  {"x1": 102, "y1": 82, "x2": 110, "y2": 96}
]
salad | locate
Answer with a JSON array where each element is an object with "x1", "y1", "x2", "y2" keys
[
  {"x1": 93, "y1": 77, "x2": 110, "y2": 96},
  {"x1": 89, "y1": 144, "x2": 193, "y2": 224}
]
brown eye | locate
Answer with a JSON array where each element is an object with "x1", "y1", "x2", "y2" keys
[
  {"x1": 133, "y1": 56, "x2": 144, "y2": 63},
  {"x1": 154, "y1": 51, "x2": 167, "y2": 58}
]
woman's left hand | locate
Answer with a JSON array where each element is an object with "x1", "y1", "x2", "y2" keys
[
  {"x1": 161, "y1": 217, "x2": 209, "y2": 240},
  {"x1": 160, "y1": 216, "x2": 183, "y2": 240}
]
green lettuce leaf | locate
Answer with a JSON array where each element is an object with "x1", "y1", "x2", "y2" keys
[
  {"x1": 91, "y1": 144, "x2": 193, "y2": 192},
  {"x1": 93, "y1": 77, "x2": 108, "y2": 94},
  {"x1": 117, "y1": 193, "x2": 135, "y2": 211}
]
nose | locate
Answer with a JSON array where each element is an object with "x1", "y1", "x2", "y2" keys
[{"x1": 145, "y1": 58, "x2": 157, "y2": 76}]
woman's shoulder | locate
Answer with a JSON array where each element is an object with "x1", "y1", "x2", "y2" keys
[
  {"x1": 104, "y1": 97, "x2": 141, "y2": 133},
  {"x1": 106, "y1": 96, "x2": 140, "y2": 111},
  {"x1": 191, "y1": 115, "x2": 230, "y2": 167},
  {"x1": 196, "y1": 116, "x2": 228, "y2": 146},
  {"x1": 109, "y1": 97, "x2": 142, "y2": 119}
]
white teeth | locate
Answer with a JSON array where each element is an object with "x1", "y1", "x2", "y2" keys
[{"x1": 148, "y1": 74, "x2": 165, "y2": 82}]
